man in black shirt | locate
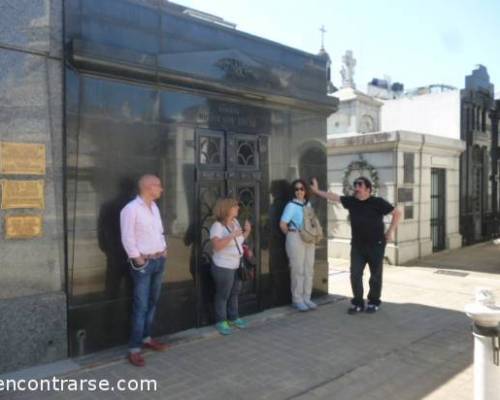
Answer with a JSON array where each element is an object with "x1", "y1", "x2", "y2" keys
[{"x1": 311, "y1": 177, "x2": 400, "y2": 314}]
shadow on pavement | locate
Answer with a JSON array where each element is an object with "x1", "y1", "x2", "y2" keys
[{"x1": 3, "y1": 299, "x2": 473, "y2": 400}]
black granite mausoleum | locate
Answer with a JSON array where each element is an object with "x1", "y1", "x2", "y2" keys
[{"x1": 0, "y1": 0, "x2": 337, "y2": 372}]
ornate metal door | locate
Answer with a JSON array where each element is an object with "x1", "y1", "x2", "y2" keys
[{"x1": 195, "y1": 129, "x2": 261, "y2": 325}]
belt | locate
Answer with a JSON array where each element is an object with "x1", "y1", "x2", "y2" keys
[
  {"x1": 142, "y1": 251, "x2": 165, "y2": 260},
  {"x1": 288, "y1": 229, "x2": 298, "y2": 232}
]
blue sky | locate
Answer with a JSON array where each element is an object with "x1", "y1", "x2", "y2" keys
[{"x1": 175, "y1": 0, "x2": 500, "y2": 94}]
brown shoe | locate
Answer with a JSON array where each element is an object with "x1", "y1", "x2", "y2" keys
[
  {"x1": 143, "y1": 338, "x2": 170, "y2": 352},
  {"x1": 128, "y1": 352, "x2": 145, "y2": 367}
]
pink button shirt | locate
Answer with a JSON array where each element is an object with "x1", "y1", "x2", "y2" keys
[{"x1": 120, "y1": 196, "x2": 167, "y2": 259}]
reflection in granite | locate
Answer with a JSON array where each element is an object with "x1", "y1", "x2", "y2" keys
[
  {"x1": 65, "y1": 0, "x2": 336, "y2": 111},
  {"x1": 64, "y1": 0, "x2": 334, "y2": 355},
  {"x1": 66, "y1": 75, "x2": 329, "y2": 353},
  {"x1": 97, "y1": 178, "x2": 135, "y2": 299}
]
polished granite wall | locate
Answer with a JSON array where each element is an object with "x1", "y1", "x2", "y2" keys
[
  {"x1": 0, "y1": 0, "x2": 335, "y2": 370},
  {"x1": 0, "y1": 0, "x2": 67, "y2": 373},
  {"x1": 65, "y1": 73, "x2": 330, "y2": 355},
  {"x1": 64, "y1": 0, "x2": 334, "y2": 355}
]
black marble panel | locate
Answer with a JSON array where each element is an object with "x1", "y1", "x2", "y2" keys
[
  {"x1": 64, "y1": 0, "x2": 329, "y2": 355},
  {"x1": 65, "y1": 0, "x2": 331, "y2": 106}
]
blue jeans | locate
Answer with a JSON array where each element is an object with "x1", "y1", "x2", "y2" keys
[
  {"x1": 129, "y1": 257, "x2": 165, "y2": 351},
  {"x1": 211, "y1": 264, "x2": 241, "y2": 323}
]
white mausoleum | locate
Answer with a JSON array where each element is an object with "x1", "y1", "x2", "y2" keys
[{"x1": 327, "y1": 54, "x2": 465, "y2": 263}]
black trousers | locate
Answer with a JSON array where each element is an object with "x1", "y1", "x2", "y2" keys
[{"x1": 350, "y1": 242, "x2": 386, "y2": 307}]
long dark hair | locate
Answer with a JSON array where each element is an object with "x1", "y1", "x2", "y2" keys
[{"x1": 290, "y1": 178, "x2": 310, "y2": 202}]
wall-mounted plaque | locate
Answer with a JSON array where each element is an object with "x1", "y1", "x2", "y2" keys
[
  {"x1": 0, "y1": 142, "x2": 46, "y2": 175},
  {"x1": 5, "y1": 215, "x2": 43, "y2": 239},
  {"x1": 0, "y1": 180, "x2": 45, "y2": 209}
]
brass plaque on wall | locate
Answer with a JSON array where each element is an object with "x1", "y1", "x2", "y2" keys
[
  {"x1": 5, "y1": 215, "x2": 43, "y2": 239},
  {"x1": 0, "y1": 180, "x2": 45, "y2": 209},
  {"x1": 0, "y1": 142, "x2": 46, "y2": 175}
]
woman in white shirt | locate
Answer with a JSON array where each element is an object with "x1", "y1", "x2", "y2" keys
[{"x1": 210, "y1": 198, "x2": 252, "y2": 335}]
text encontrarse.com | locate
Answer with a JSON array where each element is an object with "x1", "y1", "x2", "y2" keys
[{"x1": 0, "y1": 377, "x2": 157, "y2": 392}]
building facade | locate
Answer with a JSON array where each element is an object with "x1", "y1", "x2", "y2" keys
[
  {"x1": 327, "y1": 131, "x2": 464, "y2": 264},
  {"x1": 381, "y1": 89, "x2": 461, "y2": 140},
  {"x1": 382, "y1": 66, "x2": 499, "y2": 245},
  {"x1": 0, "y1": 0, "x2": 336, "y2": 373},
  {"x1": 327, "y1": 55, "x2": 464, "y2": 263},
  {"x1": 459, "y1": 66, "x2": 498, "y2": 244}
]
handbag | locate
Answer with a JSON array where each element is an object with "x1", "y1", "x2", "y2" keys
[
  {"x1": 291, "y1": 201, "x2": 324, "y2": 244},
  {"x1": 224, "y1": 224, "x2": 255, "y2": 281}
]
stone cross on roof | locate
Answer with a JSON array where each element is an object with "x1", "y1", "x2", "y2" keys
[
  {"x1": 320, "y1": 25, "x2": 326, "y2": 50},
  {"x1": 341, "y1": 50, "x2": 356, "y2": 89}
]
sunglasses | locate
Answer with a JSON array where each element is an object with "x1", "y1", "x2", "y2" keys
[
  {"x1": 353, "y1": 181, "x2": 365, "y2": 187},
  {"x1": 294, "y1": 186, "x2": 305, "y2": 192}
]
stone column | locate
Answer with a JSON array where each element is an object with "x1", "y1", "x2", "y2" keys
[{"x1": 0, "y1": 0, "x2": 67, "y2": 373}]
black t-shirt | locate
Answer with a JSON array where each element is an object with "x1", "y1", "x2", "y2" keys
[{"x1": 340, "y1": 196, "x2": 394, "y2": 245}]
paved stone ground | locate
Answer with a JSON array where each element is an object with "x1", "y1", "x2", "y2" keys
[
  {"x1": 405, "y1": 241, "x2": 500, "y2": 275},
  {"x1": 3, "y1": 243, "x2": 500, "y2": 400}
]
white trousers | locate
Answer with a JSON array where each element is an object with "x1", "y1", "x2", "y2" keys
[{"x1": 285, "y1": 232, "x2": 316, "y2": 304}]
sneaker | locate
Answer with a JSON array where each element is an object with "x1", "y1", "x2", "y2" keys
[
  {"x1": 292, "y1": 302, "x2": 309, "y2": 312},
  {"x1": 347, "y1": 305, "x2": 364, "y2": 315},
  {"x1": 229, "y1": 318, "x2": 248, "y2": 329},
  {"x1": 365, "y1": 304, "x2": 379, "y2": 314},
  {"x1": 304, "y1": 299, "x2": 318, "y2": 310},
  {"x1": 215, "y1": 321, "x2": 233, "y2": 335}
]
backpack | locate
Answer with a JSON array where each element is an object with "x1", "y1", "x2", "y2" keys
[{"x1": 291, "y1": 201, "x2": 324, "y2": 244}]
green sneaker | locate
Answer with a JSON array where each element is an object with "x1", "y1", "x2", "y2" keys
[
  {"x1": 229, "y1": 318, "x2": 248, "y2": 329},
  {"x1": 215, "y1": 321, "x2": 233, "y2": 335}
]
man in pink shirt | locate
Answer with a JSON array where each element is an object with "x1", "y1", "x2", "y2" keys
[{"x1": 120, "y1": 174, "x2": 168, "y2": 367}]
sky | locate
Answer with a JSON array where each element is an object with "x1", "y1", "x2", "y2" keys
[{"x1": 174, "y1": 0, "x2": 500, "y2": 95}]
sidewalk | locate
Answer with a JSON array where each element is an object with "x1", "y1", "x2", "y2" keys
[
  {"x1": 3, "y1": 244, "x2": 500, "y2": 400},
  {"x1": 405, "y1": 241, "x2": 500, "y2": 274}
]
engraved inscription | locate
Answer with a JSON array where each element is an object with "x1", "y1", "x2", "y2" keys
[
  {"x1": 1, "y1": 180, "x2": 45, "y2": 209},
  {"x1": 0, "y1": 142, "x2": 46, "y2": 175},
  {"x1": 5, "y1": 215, "x2": 43, "y2": 239}
]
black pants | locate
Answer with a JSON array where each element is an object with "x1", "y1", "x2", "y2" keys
[{"x1": 350, "y1": 242, "x2": 386, "y2": 308}]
